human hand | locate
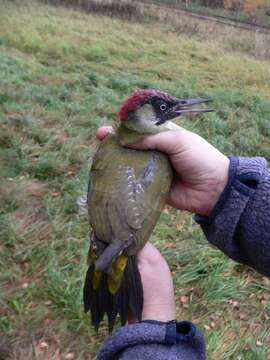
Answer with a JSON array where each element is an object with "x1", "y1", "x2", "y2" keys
[
  {"x1": 136, "y1": 242, "x2": 175, "y2": 322},
  {"x1": 96, "y1": 126, "x2": 229, "y2": 216}
]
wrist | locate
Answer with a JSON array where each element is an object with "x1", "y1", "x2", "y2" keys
[
  {"x1": 201, "y1": 156, "x2": 230, "y2": 216},
  {"x1": 142, "y1": 303, "x2": 176, "y2": 322}
]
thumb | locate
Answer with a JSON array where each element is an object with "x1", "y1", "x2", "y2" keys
[
  {"x1": 96, "y1": 126, "x2": 114, "y2": 141},
  {"x1": 126, "y1": 129, "x2": 187, "y2": 155}
]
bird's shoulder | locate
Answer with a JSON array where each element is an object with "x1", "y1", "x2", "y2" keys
[{"x1": 91, "y1": 133, "x2": 161, "y2": 171}]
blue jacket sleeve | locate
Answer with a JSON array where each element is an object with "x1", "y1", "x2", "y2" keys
[
  {"x1": 97, "y1": 320, "x2": 205, "y2": 360},
  {"x1": 195, "y1": 156, "x2": 270, "y2": 277}
]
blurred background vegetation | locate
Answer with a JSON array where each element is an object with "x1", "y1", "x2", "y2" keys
[
  {"x1": 45, "y1": 0, "x2": 270, "y2": 27},
  {"x1": 0, "y1": 0, "x2": 269, "y2": 359},
  {"x1": 145, "y1": 0, "x2": 270, "y2": 28}
]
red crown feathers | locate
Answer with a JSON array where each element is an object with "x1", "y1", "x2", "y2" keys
[{"x1": 118, "y1": 89, "x2": 171, "y2": 121}]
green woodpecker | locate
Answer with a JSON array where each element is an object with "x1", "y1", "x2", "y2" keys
[{"x1": 83, "y1": 89, "x2": 212, "y2": 331}]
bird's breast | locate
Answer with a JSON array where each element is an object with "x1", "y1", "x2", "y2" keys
[{"x1": 90, "y1": 135, "x2": 172, "y2": 197}]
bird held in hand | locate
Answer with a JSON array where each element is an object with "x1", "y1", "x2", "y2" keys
[{"x1": 83, "y1": 89, "x2": 212, "y2": 331}]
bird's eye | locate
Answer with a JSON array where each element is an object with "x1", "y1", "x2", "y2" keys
[{"x1": 160, "y1": 104, "x2": 167, "y2": 111}]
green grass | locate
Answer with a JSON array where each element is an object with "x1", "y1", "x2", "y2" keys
[{"x1": 0, "y1": 0, "x2": 270, "y2": 359}]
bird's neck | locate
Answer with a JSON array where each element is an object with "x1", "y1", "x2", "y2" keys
[{"x1": 116, "y1": 124, "x2": 146, "y2": 146}]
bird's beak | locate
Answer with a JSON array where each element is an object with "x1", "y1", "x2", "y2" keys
[
  {"x1": 156, "y1": 98, "x2": 213, "y2": 125},
  {"x1": 173, "y1": 98, "x2": 213, "y2": 115}
]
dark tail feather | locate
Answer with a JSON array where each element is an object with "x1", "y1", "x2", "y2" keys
[
  {"x1": 83, "y1": 264, "x2": 105, "y2": 331},
  {"x1": 83, "y1": 255, "x2": 143, "y2": 331},
  {"x1": 125, "y1": 256, "x2": 143, "y2": 322}
]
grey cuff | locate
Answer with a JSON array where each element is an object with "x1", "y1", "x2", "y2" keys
[
  {"x1": 97, "y1": 320, "x2": 205, "y2": 360},
  {"x1": 195, "y1": 156, "x2": 267, "y2": 262},
  {"x1": 196, "y1": 156, "x2": 266, "y2": 223},
  {"x1": 97, "y1": 322, "x2": 166, "y2": 359},
  {"x1": 141, "y1": 320, "x2": 197, "y2": 345}
]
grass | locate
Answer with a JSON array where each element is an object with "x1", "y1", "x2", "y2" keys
[
  {"x1": 0, "y1": 0, "x2": 270, "y2": 358},
  {"x1": 42, "y1": 0, "x2": 270, "y2": 59}
]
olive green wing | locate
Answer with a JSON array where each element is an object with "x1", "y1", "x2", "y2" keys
[
  {"x1": 88, "y1": 135, "x2": 154, "y2": 234},
  {"x1": 116, "y1": 165, "x2": 149, "y2": 231}
]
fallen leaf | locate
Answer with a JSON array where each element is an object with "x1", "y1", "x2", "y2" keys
[
  {"x1": 238, "y1": 313, "x2": 248, "y2": 321},
  {"x1": 21, "y1": 282, "x2": 29, "y2": 289},
  {"x1": 179, "y1": 295, "x2": 189, "y2": 304},
  {"x1": 39, "y1": 341, "x2": 49, "y2": 350},
  {"x1": 228, "y1": 299, "x2": 239, "y2": 309},
  {"x1": 165, "y1": 242, "x2": 177, "y2": 249},
  {"x1": 210, "y1": 321, "x2": 215, "y2": 329},
  {"x1": 52, "y1": 192, "x2": 61, "y2": 197},
  {"x1": 65, "y1": 353, "x2": 75, "y2": 360}
]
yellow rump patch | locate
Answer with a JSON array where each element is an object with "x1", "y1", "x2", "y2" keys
[{"x1": 108, "y1": 255, "x2": 128, "y2": 294}]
